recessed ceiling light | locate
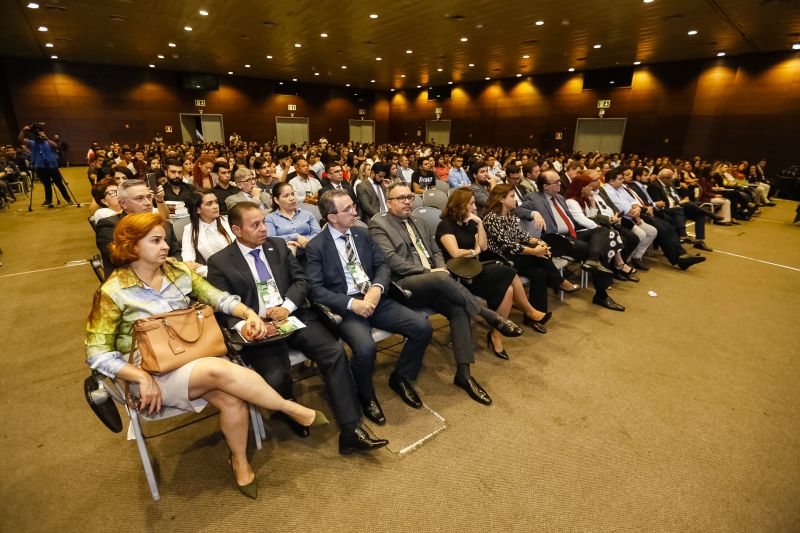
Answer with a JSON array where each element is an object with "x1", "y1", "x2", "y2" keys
[
  {"x1": 523, "y1": 55, "x2": 530, "y2": 59},
  {"x1": 687, "y1": 30, "x2": 698, "y2": 35},
  {"x1": 390, "y1": 88, "x2": 395, "y2": 92},
  {"x1": 345, "y1": 83, "x2": 351, "y2": 87},
  {"x1": 717, "y1": 52, "x2": 726, "y2": 57},
  {"x1": 643, "y1": 0, "x2": 654, "y2": 3},
  {"x1": 294, "y1": 43, "x2": 302, "y2": 48},
  {"x1": 369, "y1": 13, "x2": 378, "y2": 19},
  {"x1": 320, "y1": 33, "x2": 328, "y2": 38},
  {"x1": 279, "y1": 82, "x2": 284, "y2": 85},
  {"x1": 535, "y1": 20, "x2": 544, "y2": 26},
  {"x1": 184, "y1": 26, "x2": 192, "y2": 31},
  {"x1": 149, "y1": 64, "x2": 155, "y2": 68},
  {"x1": 793, "y1": 43, "x2": 800, "y2": 50},
  {"x1": 168, "y1": 42, "x2": 176, "y2": 47},
  {"x1": 376, "y1": 57, "x2": 382, "y2": 61},
  {"x1": 266, "y1": 55, "x2": 272, "y2": 59},
  {"x1": 593, "y1": 44, "x2": 601, "y2": 49},
  {"x1": 245, "y1": 64, "x2": 250, "y2": 68},
  {"x1": 199, "y1": 9, "x2": 208, "y2": 16},
  {"x1": 157, "y1": 54, "x2": 165, "y2": 59},
  {"x1": 27, "y1": 2, "x2": 39, "y2": 8},
  {"x1": 400, "y1": 74, "x2": 406, "y2": 78},
  {"x1": 406, "y1": 49, "x2": 413, "y2": 54},
  {"x1": 633, "y1": 61, "x2": 641, "y2": 65},
  {"x1": 468, "y1": 63, "x2": 475, "y2": 67},
  {"x1": 460, "y1": 37, "x2": 468, "y2": 42},
  {"x1": 228, "y1": 71, "x2": 233, "y2": 75},
  {"x1": 370, "y1": 79, "x2": 375, "y2": 83},
  {"x1": 416, "y1": 85, "x2": 422, "y2": 88},
  {"x1": 610, "y1": 80, "x2": 615, "y2": 84},
  {"x1": 38, "y1": 26, "x2": 47, "y2": 32},
  {"x1": 516, "y1": 73, "x2": 522, "y2": 77},
  {"x1": 314, "y1": 72, "x2": 319, "y2": 76},
  {"x1": 437, "y1": 68, "x2": 443, "y2": 72},
  {"x1": 51, "y1": 55, "x2": 58, "y2": 59},
  {"x1": 292, "y1": 78, "x2": 297, "y2": 81},
  {"x1": 485, "y1": 77, "x2": 490, "y2": 80},
  {"x1": 448, "y1": 81, "x2": 453, "y2": 85},
  {"x1": 45, "y1": 42, "x2": 53, "y2": 48},
  {"x1": 341, "y1": 65, "x2": 347, "y2": 69},
  {"x1": 568, "y1": 67, "x2": 575, "y2": 72}
]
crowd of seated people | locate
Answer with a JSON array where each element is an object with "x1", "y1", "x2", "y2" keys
[{"x1": 78, "y1": 134, "x2": 790, "y2": 498}]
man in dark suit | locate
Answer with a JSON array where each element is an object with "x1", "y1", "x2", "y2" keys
[
  {"x1": 368, "y1": 183, "x2": 522, "y2": 406},
  {"x1": 356, "y1": 162, "x2": 389, "y2": 219},
  {"x1": 646, "y1": 168, "x2": 713, "y2": 252},
  {"x1": 521, "y1": 170, "x2": 624, "y2": 311},
  {"x1": 206, "y1": 202, "x2": 388, "y2": 455},
  {"x1": 95, "y1": 179, "x2": 179, "y2": 277},
  {"x1": 306, "y1": 190, "x2": 433, "y2": 424},
  {"x1": 318, "y1": 161, "x2": 359, "y2": 217}
]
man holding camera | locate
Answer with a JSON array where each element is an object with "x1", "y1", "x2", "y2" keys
[{"x1": 18, "y1": 124, "x2": 73, "y2": 207}]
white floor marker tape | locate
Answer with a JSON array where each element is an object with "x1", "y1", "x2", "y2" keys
[{"x1": 714, "y1": 250, "x2": 800, "y2": 272}]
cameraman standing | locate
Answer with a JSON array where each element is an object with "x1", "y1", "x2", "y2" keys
[{"x1": 18, "y1": 124, "x2": 73, "y2": 207}]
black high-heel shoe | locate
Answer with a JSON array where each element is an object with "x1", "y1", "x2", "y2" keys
[
  {"x1": 486, "y1": 330, "x2": 509, "y2": 360},
  {"x1": 523, "y1": 312, "x2": 550, "y2": 334}
]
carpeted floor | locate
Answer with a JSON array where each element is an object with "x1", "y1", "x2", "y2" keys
[{"x1": 1, "y1": 168, "x2": 799, "y2": 533}]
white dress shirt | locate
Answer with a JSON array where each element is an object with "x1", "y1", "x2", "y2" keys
[
  {"x1": 603, "y1": 184, "x2": 635, "y2": 215},
  {"x1": 565, "y1": 198, "x2": 599, "y2": 230}
]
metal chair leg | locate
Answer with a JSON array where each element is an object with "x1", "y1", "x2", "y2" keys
[
  {"x1": 129, "y1": 409, "x2": 160, "y2": 501},
  {"x1": 248, "y1": 404, "x2": 262, "y2": 450}
]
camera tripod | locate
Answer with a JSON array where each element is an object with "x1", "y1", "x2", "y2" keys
[{"x1": 26, "y1": 167, "x2": 80, "y2": 212}]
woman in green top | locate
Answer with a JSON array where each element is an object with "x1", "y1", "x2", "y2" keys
[{"x1": 86, "y1": 212, "x2": 327, "y2": 499}]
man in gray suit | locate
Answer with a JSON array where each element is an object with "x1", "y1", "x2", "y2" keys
[
  {"x1": 225, "y1": 167, "x2": 271, "y2": 214},
  {"x1": 368, "y1": 183, "x2": 523, "y2": 405},
  {"x1": 356, "y1": 162, "x2": 389, "y2": 219}
]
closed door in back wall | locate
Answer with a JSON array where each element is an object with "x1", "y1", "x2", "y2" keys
[{"x1": 573, "y1": 118, "x2": 626, "y2": 154}]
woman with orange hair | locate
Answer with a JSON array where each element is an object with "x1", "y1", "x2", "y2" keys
[
  {"x1": 193, "y1": 154, "x2": 215, "y2": 188},
  {"x1": 85, "y1": 213, "x2": 327, "y2": 499}
]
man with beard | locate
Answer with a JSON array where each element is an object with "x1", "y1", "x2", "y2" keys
[{"x1": 162, "y1": 158, "x2": 196, "y2": 204}]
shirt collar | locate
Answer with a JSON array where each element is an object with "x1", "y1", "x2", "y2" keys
[
  {"x1": 236, "y1": 239, "x2": 262, "y2": 257},
  {"x1": 328, "y1": 225, "x2": 351, "y2": 240}
]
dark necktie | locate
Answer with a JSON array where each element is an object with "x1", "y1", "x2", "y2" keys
[
  {"x1": 341, "y1": 234, "x2": 371, "y2": 294},
  {"x1": 248, "y1": 249, "x2": 272, "y2": 282},
  {"x1": 551, "y1": 196, "x2": 577, "y2": 238}
]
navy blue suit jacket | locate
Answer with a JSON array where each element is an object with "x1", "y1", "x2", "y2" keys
[{"x1": 305, "y1": 225, "x2": 392, "y2": 316}]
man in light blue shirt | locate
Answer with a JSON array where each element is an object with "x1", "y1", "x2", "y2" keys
[{"x1": 447, "y1": 154, "x2": 471, "y2": 188}]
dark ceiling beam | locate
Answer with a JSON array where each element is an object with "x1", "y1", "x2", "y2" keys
[{"x1": 705, "y1": 0, "x2": 760, "y2": 52}]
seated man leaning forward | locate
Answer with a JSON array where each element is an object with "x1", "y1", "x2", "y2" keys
[
  {"x1": 368, "y1": 183, "x2": 523, "y2": 406},
  {"x1": 305, "y1": 189, "x2": 433, "y2": 425},
  {"x1": 206, "y1": 201, "x2": 388, "y2": 454}
]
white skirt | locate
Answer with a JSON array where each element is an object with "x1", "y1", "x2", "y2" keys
[{"x1": 153, "y1": 356, "x2": 221, "y2": 413}]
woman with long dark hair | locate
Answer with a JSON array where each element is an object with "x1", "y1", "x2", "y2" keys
[{"x1": 181, "y1": 188, "x2": 234, "y2": 277}]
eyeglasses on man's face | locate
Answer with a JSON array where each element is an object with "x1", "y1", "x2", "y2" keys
[
  {"x1": 389, "y1": 194, "x2": 415, "y2": 203},
  {"x1": 237, "y1": 177, "x2": 255, "y2": 183}
]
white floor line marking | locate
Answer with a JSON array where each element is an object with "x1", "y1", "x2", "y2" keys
[
  {"x1": 0, "y1": 262, "x2": 86, "y2": 279},
  {"x1": 714, "y1": 250, "x2": 800, "y2": 272},
  {"x1": 398, "y1": 405, "x2": 447, "y2": 456}
]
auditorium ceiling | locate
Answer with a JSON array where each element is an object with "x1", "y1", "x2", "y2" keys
[{"x1": 2, "y1": 0, "x2": 799, "y2": 88}]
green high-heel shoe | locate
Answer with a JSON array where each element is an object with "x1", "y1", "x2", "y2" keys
[
  {"x1": 308, "y1": 409, "x2": 330, "y2": 427},
  {"x1": 229, "y1": 453, "x2": 258, "y2": 499}
]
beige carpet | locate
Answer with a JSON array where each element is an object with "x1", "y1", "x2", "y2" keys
[{"x1": 1, "y1": 168, "x2": 799, "y2": 533}]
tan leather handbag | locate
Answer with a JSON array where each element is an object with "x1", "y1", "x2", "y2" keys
[{"x1": 132, "y1": 304, "x2": 227, "y2": 375}]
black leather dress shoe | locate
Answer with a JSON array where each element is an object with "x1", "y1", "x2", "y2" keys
[
  {"x1": 522, "y1": 315, "x2": 548, "y2": 334},
  {"x1": 453, "y1": 376, "x2": 492, "y2": 405},
  {"x1": 676, "y1": 254, "x2": 706, "y2": 270},
  {"x1": 389, "y1": 372, "x2": 423, "y2": 408},
  {"x1": 338, "y1": 427, "x2": 389, "y2": 455},
  {"x1": 592, "y1": 295, "x2": 626, "y2": 312},
  {"x1": 630, "y1": 259, "x2": 650, "y2": 271},
  {"x1": 361, "y1": 398, "x2": 386, "y2": 425},
  {"x1": 582, "y1": 259, "x2": 613, "y2": 275},
  {"x1": 491, "y1": 315, "x2": 523, "y2": 337},
  {"x1": 693, "y1": 241, "x2": 713, "y2": 252}
]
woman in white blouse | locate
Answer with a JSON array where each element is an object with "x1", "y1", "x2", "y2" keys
[
  {"x1": 563, "y1": 172, "x2": 638, "y2": 280},
  {"x1": 182, "y1": 188, "x2": 235, "y2": 277}
]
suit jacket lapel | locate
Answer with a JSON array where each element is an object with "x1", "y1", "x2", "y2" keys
[
  {"x1": 261, "y1": 241, "x2": 288, "y2": 296},
  {"x1": 227, "y1": 244, "x2": 259, "y2": 306},
  {"x1": 324, "y1": 228, "x2": 348, "y2": 287}
]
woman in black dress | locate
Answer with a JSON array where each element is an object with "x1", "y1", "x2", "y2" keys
[{"x1": 436, "y1": 188, "x2": 552, "y2": 359}]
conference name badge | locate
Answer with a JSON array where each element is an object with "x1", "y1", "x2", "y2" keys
[{"x1": 256, "y1": 280, "x2": 283, "y2": 308}]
